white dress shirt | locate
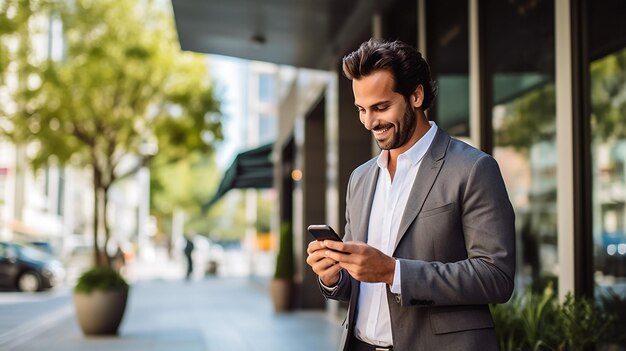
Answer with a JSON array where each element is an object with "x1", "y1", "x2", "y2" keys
[{"x1": 354, "y1": 121, "x2": 437, "y2": 347}]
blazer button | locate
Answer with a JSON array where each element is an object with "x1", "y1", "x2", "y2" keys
[{"x1": 395, "y1": 294, "x2": 401, "y2": 304}]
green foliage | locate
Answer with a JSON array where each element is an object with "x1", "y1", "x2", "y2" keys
[
  {"x1": 150, "y1": 152, "x2": 219, "y2": 215},
  {"x1": 491, "y1": 284, "x2": 624, "y2": 351},
  {"x1": 274, "y1": 222, "x2": 294, "y2": 279},
  {"x1": 590, "y1": 47, "x2": 626, "y2": 142},
  {"x1": 0, "y1": 0, "x2": 49, "y2": 113},
  {"x1": 492, "y1": 284, "x2": 558, "y2": 351},
  {"x1": 597, "y1": 290, "x2": 626, "y2": 346},
  {"x1": 191, "y1": 190, "x2": 247, "y2": 240},
  {"x1": 494, "y1": 82, "x2": 556, "y2": 153},
  {"x1": 149, "y1": 152, "x2": 257, "y2": 241},
  {"x1": 256, "y1": 193, "x2": 272, "y2": 233},
  {"x1": 5, "y1": 0, "x2": 221, "y2": 170},
  {"x1": 74, "y1": 267, "x2": 129, "y2": 294},
  {"x1": 1, "y1": 0, "x2": 222, "y2": 268},
  {"x1": 519, "y1": 285, "x2": 560, "y2": 350},
  {"x1": 554, "y1": 293, "x2": 612, "y2": 351},
  {"x1": 490, "y1": 296, "x2": 524, "y2": 351},
  {"x1": 182, "y1": 189, "x2": 275, "y2": 242}
]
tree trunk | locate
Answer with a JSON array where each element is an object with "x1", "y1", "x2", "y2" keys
[
  {"x1": 92, "y1": 165, "x2": 108, "y2": 268},
  {"x1": 92, "y1": 182, "x2": 100, "y2": 267},
  {"x1": 102, "y1": 184, "x2": 112, "y2": 267}
]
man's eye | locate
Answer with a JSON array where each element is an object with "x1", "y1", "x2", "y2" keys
[{"x1": 374, "y1": 106, "x2": 389, "y2": 112}]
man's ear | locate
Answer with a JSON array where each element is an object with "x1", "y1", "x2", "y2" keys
[{"x1": 411, "y1": 85, "x2": 424, "y2": 109}]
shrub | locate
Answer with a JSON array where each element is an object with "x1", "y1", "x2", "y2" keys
[
  {"x1": 74, "y1": 267, "x2": 129, "y2": 294},
  {"x1": 554, "y1": 293, "x2": 613, "y2": 351},
  {"x1": 273, "y1": 222, "x2": 294, "y2": 280},
  {"x1": 492, "y1": 283, "x2": 624, "y2": 351},
  {"x1": 597, "y1": 290, "x2": 626, "y2": 346}
]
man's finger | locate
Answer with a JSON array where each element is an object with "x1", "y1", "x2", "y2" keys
[
  {"x1": 323, "y1": 239, "x2": 347, "y2": 252},
  {"x1": 306, "y1": 248, "x2": 327, "y2": 265},
  {"x1": 307, "y1": 240, "x2": 324, "y2": 254},
  {"x1": 311, "y1": 257, "x2": 340, "y2": 277},
  {"x1": 324, "y1": 249, "x2": 352, "y2": 263}
]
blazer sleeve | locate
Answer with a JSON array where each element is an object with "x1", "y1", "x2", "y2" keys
[
  {"x1": 398, "y1": 155, "x2": 516, "y2": 307},
  {"x1": 318, "y1": 170, "x2": 357, "y2": 302}
]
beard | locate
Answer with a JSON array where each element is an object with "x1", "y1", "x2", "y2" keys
[{"x1": 375, "y1": 102, "x2": 417, "y2": 150}]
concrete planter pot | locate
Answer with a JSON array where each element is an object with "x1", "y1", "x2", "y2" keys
[{"x1": 73, "y1": 288, "x2": 129, "y2": 335}]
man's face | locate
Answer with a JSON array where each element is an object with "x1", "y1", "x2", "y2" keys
[{"x1": 353, "y1": 70, "x2": 418, "y2": 151}]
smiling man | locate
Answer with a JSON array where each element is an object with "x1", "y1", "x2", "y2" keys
[{"x1": 306, "y1": 39, "x2": 516, "y2": 351}]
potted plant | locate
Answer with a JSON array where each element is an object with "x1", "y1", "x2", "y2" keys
[
  {"x1": 270, "y1": 222, "x2": 294, "y2": 312},
  {"x1": 73, "y1": 266, "x2": 130, "y2": 335}
]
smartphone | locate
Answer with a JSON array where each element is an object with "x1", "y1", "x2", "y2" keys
[{"x1": 307, "y1": 224, "x2": 342, "y2": 242}]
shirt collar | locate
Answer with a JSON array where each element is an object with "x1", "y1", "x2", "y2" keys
[{"x1": 376, "y1": 121, "x2": 438, "y2": 169}]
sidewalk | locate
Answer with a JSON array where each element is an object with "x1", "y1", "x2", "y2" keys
[{"x1": 6, "y1": 254, "x2": 343, "y2": 351}]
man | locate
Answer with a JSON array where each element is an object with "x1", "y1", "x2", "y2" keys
[{"x1": 306, "y1": 39, "x2": 515, "y2": 351}]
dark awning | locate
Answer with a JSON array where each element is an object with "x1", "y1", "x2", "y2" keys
[
  {"x1": 171, "y1": 0, "x2": 396, "y2": 70},
  {"x1": 202, "y1": 143, "x2": 274, "y2": 211}
]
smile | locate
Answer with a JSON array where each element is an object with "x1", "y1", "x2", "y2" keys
[{"x1": 373, "y1": 127, "x2": 390, "y2": 135}]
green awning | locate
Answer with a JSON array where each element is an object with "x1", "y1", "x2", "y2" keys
[{"x1": 202, "y1": 143, "x2": 274, "y2": 212}]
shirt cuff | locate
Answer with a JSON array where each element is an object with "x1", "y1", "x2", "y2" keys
[
  {"x1": 389, "y1": 259, "x2": 401, "y2": 294},
  {"x1": 319, "y1": 270, "x2": 342, "y2": 293}
]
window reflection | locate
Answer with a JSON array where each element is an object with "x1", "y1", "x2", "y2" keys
[
  {"x1": 493, "y1": 83, "x2": 557, "y2": 292},
  {"x1": 483, "y1": 0, "x2": 556, "y2": 292},
  {"x1": 426, "y1": 0, "x2": 469, "y2": 137},
  {"x1": 591, "y1": 47, "x2": 626, "y2": 293}
]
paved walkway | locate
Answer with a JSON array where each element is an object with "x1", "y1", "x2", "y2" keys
[
  {"x1": 0, "y1": 248, "x2": 341, "y2": 351},
  {"x1": 6, "y1": 277, "x2": 342, "y2": 351}
]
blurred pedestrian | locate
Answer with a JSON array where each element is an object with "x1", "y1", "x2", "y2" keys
[{"x1": 184, "y1": 236, "x2": 195, "y2": 280}]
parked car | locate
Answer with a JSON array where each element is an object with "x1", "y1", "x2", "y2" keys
[
  {"x1": 0, "y1": 241, "x2": 65, "y2": 292},
  {"x1": 27, "y1": 240, "x2": 56, "y2": 256}
]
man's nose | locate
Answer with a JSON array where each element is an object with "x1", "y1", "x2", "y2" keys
[{"x1": 360, "y1": 112, "x2": 374, "y2": 130}]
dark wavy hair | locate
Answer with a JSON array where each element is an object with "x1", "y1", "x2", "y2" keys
[{"x1": 342, "y1": 38, "x2": 437, "y2": 111}]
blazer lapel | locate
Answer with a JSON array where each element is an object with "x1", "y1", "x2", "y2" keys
[
  {"x1": 394, "y1": 127, "x2": 449, "y2": 251},
  {"x1": 354, "y1": 161, "x2": 379, "y2": 243}
]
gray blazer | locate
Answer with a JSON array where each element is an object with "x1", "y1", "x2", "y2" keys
[{"x1": 323, "y1": 127, "x2": 515, "y2": 351}]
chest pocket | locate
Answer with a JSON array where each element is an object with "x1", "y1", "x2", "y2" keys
[{"x1": 419, "y1": 202, "x2": 454, "y2": 218}]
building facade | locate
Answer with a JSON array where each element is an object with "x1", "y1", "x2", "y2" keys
[{"x1": 175, "y1": 0, "x2": 626, "y2": 309}]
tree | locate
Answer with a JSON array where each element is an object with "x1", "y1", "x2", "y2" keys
[
  {"x1": 0, "y1": 0, "x2": 222, "y2": 267},
  {"x1": 150, "y1": 151, "x2": 221, "y2": 242},
  {"x1": 1, "y1": 0, "x2": 50, "y2": 115},
  {"x1": 494, "y1": 82, "x2": 556, "y2": 154},
  {"x1": 590, "y1": 48, "x2": 626, "y2": 142}
]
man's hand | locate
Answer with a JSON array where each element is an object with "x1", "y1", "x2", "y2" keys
[
  {"x1": 322, "y1": 241, "x2": 396, "y2": 286},
  {"x1": 306, "y1": 240, "x2": 343, "y2": 286}
]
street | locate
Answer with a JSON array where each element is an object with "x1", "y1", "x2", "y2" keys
[{"x1": 0, "y1": 287, "x2": 73, "y2": 350}]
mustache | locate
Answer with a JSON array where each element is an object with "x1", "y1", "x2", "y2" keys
[{"x1": 372, "y1": 123, "x2": 393, "y2": 131}]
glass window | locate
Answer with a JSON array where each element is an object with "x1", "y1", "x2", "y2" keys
[
  {"x1": 258, "y1": 74, "x2": 275, "y2": 103},
  {"x1": 426, "y1": 0, "x2": 469, "y2": 137},
  {"x1": 589, "y1": 0, "x2": 626, "y2": 297},
  {"x1": 483, "y1": 0, "x2": 556, "y2": 292},
  {"x1": 258, "y1": 113, "x2": 276, "y2": 145}
]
